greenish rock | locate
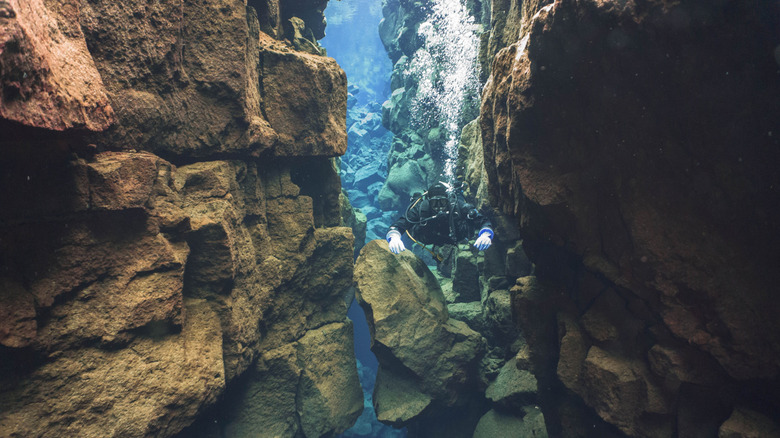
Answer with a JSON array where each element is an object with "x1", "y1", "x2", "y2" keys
[
  {"x1": 378, "y1": 160, "x2": 427, "y2": 211},
  {"x1": 353, "y1": 161, "x2": 383, "y2": 190},
  {"x1": 387, "y1": 137, "x2": 426, "y2": 173},
  {"x1": 381, "y1": 87, "x2": 411, "y2": 133},
  {"x1": 505, "y1": 240, "x2": 532, "y2": 278},
  {"x1": 390, "y1": 56, "x2": 409, "y2": 90},
  {"x1": 456, "y1": 118, "x2": 489, "y2": 210},
  {"x1": 718, "y1": 406, "x2": 780, "y2": 438},
  {"x1": 354, "y1": 240, "x2": 484, "y2": 417},
  {"x1": 485, "y1": 357, "x2": 538, "y2": 408},
  {"x1": 473, "y1": 407, "x2": 548, "y2": 438},
  {"x1": 483, "y1": 289, "x2": 517, "y2": 342},
  {"x1": 287, "y1": 17, "x2": 325, "y2": 56},
  {"x1": 340, "y1": 190, "x2": 367, "y2": 257},
  {"x1": 427, "y1": 126, "x2": 442, "y2": 142},
  {"x1": 478, "y1": 346, "x2": 507, "y2": 387},
  {"x1": 452, "y1": 249, "x2": 481, "y2": 302},
  {"x1": 373, "y1": 365, "x2": 432, "y2": 427},
  {"x1": 447, "y1": 301, "x2": 486, "y2": 334}
]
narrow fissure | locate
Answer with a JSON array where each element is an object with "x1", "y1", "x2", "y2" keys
[{"x1": 2, "y1": 1, "x2": 778, "y2": 437}]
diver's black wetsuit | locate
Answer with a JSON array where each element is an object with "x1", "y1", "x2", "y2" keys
[{"x1": 389, "y1": 192, "x2": 492, "y2": 247}]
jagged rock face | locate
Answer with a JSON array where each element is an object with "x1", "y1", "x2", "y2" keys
[
  {"x1": 0, "y1": 151, "x2": 361, "y2": 437},
  {"x1": 483, "y1": 0, "x2": 780, "y2": 436},
  {"x1": 1, "y1": 0, "x2": 360, "y2": 436},
  {"x1": 353, "y1": 240, "x2": 483, "y2": 428},
  {"x1": 456, "y1": 118, "x2": 489, "y2": 210},
  {"x1": 0, "y1": 0, "x2": 114, "y2": 131},
  {"x1": 218, "y1": 321, "x2": 363, "y2": 437},
  {"x1": 79, "y1": 0, "x2": 345, "y2": 159}
]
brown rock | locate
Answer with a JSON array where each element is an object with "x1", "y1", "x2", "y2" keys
[
  {"x1": 87, "y1": 152, "x2": 167, "y2": 210},
  {"x1": 79, "y1": 0, "x2": 346, "y2": 160},
  {"x1": 581, "y1": 346, "x2": 672, "y2": 436},
  {"x1": 483, "y1": 0, "x2": 780, "y2": 434},
  {"x1": 648, "y1": 343, "x2": 725, "y2": 386},
  {"x1": 0, "y1": 299, "x2": 225, "y2": 437},
  {"x1": 260, "y1": 35, "x2": 347, "y2": 157},
  {"x1": 1, "y1": 150, "x2": 362, "y2": 436},
  {"x1": 81, "y1": 0, "x2": 262, "y2": 157},
  {"x1": 2, "y1": 211, "x2": 185, "y2": 349},
  {"x1": 580, "y1": 288, "x2": 642, "y2": 346},
  {"x1": 0, "y1": 0, "x2": 114, "y2": 131},
  {"x1": 177, "y1": 162, "x2": 247, "y2": 299},
  {"x1": 0, "y1": 0, "x2": 360, "y2": 436},
  {"x1": 222, "y1": 322, "x2": 363, "y2": 437},
  {"x1": 556, "y1": 314, "x2": 589, "y2": 393},
  {"x1": 354, "y1": 240, "x2": 483, "y2": 416},
  {"x1": 224, "y1": 342, "x2": 301, "y2": 437},
  {"x1": 482, "y1": 0, "x2": 780, "y2": 381},
  {"x1": 296, "y1": 322, "x2": 364, "y2": 437},
  {"x1": 174, "y1": 160, "x2": 356, "y2": 384},
  {"x1": 719, "y1": 406, "x2": 780, "y2": 438},
  {"x1": 0, "y1": 278, "x2": 36, "y2": 347},
  {"x1": 258, "y1": 226, "x2": 356, "y2": 352}
]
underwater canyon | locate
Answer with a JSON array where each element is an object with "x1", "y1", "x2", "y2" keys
[{"x1": 1, "y1": 0, "x2": 779, "y2": 437}]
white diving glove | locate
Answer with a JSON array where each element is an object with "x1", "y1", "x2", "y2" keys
[
  {"x1": 387, "y1": 230, "x2": 406, "y2": 254},
  {"x1": 474, "y1": 229, "x2": 493, "y2": 251}
]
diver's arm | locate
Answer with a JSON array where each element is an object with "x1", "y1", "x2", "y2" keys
[
  {"x1": 387, "y1": 205, "x2": 416, "y2": 253},
  {"x1": 478, "y1": 217, "x2": 494, "y2": 238},
  {"x1": 473, "y1": 213, "x2": 494, "y2": 250},
  {"x1": 459, "y1": 200, "x2": 494, "y2": 235},
  {"x1": 460, "y1": 200, "x2": 494, "y2": 249},
  {"x1": 389, "y1": 216, "x2": 410, "y2": 236}
]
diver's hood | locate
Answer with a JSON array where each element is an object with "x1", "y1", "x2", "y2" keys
[{"x1": 426, "y1": 181, "x2": 452, "y2": 198}]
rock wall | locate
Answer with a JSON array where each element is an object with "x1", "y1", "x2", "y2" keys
[
  {"x1": 482, "y1": 0, "x2": 780, "y2": 436},
  {"x1": 0, "y1": 0, "x2": 362, "y2": 436}
]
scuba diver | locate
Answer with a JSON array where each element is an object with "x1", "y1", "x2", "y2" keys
[{"x1": 386, "y1": 181, "x2": 494, "y2": 256}]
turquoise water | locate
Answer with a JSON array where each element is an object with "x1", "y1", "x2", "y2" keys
[
  {"x1": 322, "y1": 1, "x2": 405, "y2": 436},
  {"x1": 322, "y1": 0, "x2": 485, "y2": 434}
]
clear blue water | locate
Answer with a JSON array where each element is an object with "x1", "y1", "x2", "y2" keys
[
  {"x1": 322, "y1": 1, "x2": 406, "y2": 436},
  {"x1": 321, "y1": 0, "x2": 391, "y2": 108}
]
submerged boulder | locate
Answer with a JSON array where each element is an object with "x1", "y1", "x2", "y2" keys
[
  {"x1": 354, "y1": 240, "x2": 483, "y2": 425},
  {"x1": 473, "y1": 407, "x2": 547, "y2": 438},
  {"x1": 377, "y1": 160, "x2": 427, "y2": 211},
  {"x1": 219, "y1": 322, "x2": 363, "y2": 437},
  {"x1": 485, "y1": 357, "x2": 538, "y2": 409}
]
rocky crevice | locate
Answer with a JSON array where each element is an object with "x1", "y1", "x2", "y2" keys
[{"x1": 4, "y1": 0, "x2": 780, "y2": 436}]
